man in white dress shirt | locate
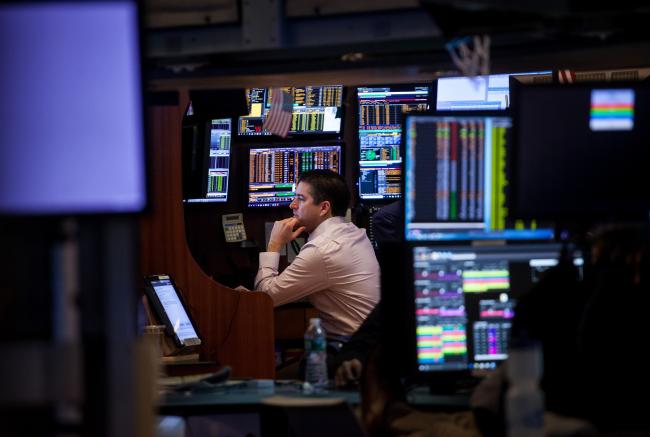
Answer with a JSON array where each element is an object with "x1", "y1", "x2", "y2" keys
[{"x1": 254, "y1": 169, "x2": 380, "y2": 338}]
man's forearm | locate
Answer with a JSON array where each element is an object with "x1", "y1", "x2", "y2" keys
[
  {"x1": 254, "y1": 252, "x2": 280, "y2": 290},
  {"x1": 266, "y1": 240, "x2": 283, "y2": 253}
]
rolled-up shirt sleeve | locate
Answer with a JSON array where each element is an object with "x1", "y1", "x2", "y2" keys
[{"x1": 254, "y1": 244, "x2": 328, "y2": 306}]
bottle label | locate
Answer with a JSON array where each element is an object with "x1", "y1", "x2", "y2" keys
[{"x1": 305, "y1": 337, "x2": 326, "y2": 352}]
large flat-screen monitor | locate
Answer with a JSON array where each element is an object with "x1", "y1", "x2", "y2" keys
[
  {"x1": 184, "y1": 118, "x2": 232, "y2": 203},
  {"x1": 409, "y1": 243, "x2": 583, "y2": 374},
  {"x1": 404, "y1": 112, "x2": 554, "y2": 241},
  {"x1": 0, "y1": 2, "x2": 146, "y2": 214},
  {"x1": 238, "y1": 86, "x2": 344, "y2": 137},
  {"x1": 357, "y1": 84, "x2": 431, "y2": 201},
  {"x1": 436, "y1": 71, "x2": 552, "y2": 111},
  {"x1": 248, "y1": 144, "x2": 342, "y2": 207},
  {"x1": 509, "y1": 82, "x2": 650, "y2": 223}
]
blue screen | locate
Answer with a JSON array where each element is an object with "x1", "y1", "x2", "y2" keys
[{"x1": 0, "y1": 2, "x2": 146, "y2": 214}]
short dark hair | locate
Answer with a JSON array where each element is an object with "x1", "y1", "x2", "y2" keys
[{"x1": 297, "y1": 170, "x2": 350, "y2": 217}]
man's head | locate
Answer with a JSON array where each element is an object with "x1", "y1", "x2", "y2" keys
[
  {"x1": 588, "y1": 223, "x2": 649, "y2": 286},
  {"x1": 289, "y1": 170, "x2": 350, "y2": 233}
]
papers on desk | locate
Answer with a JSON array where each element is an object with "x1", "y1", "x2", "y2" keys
[{"x1": 261, "y1": 395, "x2": 345, "y2": 407}]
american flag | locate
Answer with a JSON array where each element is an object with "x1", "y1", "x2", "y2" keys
[
  {"x1": 558, "y1": 69, "x2": 576, "y2": 83},
  {"x1": 263, "y1": 88, "x2": 293, "y2": 138}
]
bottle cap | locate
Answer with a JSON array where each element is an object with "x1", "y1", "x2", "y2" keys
[{"x1": 309, "y1": 318, "x2": 321, "y2": 325}]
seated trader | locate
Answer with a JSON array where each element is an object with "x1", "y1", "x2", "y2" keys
[
  {"x1": 333, "y1": 200, "x2": 402, "y2": 387},
  {"x1": 254, "y1": 169, "x2": 380, "y2": 339}
]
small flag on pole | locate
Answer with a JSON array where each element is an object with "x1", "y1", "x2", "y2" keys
[
  {"x1": 263, "y1": 88, "x2": 293, "y2": 138},
  {"x1": 558, "y1": 69, "x2": 576, "y2": 84}
]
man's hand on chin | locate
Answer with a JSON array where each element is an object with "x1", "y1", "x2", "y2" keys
[{"x1": 267, "y1": 217, "x2": 306, "y2": 252}]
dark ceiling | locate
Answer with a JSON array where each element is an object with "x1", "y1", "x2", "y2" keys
[{"x1": 144, "y1": 1, "x2": 650, "y2": 86}]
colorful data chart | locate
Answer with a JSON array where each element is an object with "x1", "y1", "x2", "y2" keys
[{"x1": 590, "y1": 89, "x2": 634, "y2": 131}]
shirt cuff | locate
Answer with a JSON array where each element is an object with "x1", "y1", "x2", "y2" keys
[{"x1": 259, "y1": 251, "x2": 281, "y2": 269}]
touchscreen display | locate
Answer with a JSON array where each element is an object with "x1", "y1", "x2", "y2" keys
[{"x1": 150, "y1": 278, "x2": 200, "y2": 345}]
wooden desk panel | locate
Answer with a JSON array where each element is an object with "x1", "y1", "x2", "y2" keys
[
  {"x1": 140, "y1": 98, "x2": 275, "y2": 378},
  {"x1": 274, "y1": 304, "x2": 319, "y2": 340}
]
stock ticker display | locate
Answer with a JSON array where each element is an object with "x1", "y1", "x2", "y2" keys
[
  {"x1": 357, "y1": 85, "x2": 430, "y2": 200},
  {"x1": 239, "y1": 86, "x2": 343, "y2": 136},
  {"x1": 404, "y1": 113, "x2": 554, "y2": 241},
  {"x1": 183, "y1": 118, "x2": 232, "y2": 204},
  {"x1": 205, "y1": 118, "x2": 232, "y2": 202},
  {"x1": 412, "y1": 245, "x2": 583, "y2": 372},
  {"x1": 248, "y1": 145, "x2": 341, "y2": 207}
]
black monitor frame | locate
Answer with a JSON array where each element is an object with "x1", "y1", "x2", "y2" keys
[{"x1": 508, "y1": 80, "x2": 650, "y2": 225}]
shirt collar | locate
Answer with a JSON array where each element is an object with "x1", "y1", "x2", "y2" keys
[{"x1": 309, "y1": 216, "x2": 345, "y2": 242}]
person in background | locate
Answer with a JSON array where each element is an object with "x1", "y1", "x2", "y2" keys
[
  {"x1": 357, "y1": 223, "x2": 649, "y2": 436},
  {"x1": 576, "y1": 223, "x2": 649, "y2": 432},
  {"x1": 332, "y1": 200, "x2": 402, "y2": 387},
  {"x1": 254, "y1": 169, "x2": 380, "y2": 349}
]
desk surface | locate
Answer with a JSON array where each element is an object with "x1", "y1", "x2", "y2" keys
[
  {"x1": 161, "y1": 380, "x2": 357, "y2": 411},
  {"x1": 159, "y1": 380, "x2": 470, "y2": 415}
]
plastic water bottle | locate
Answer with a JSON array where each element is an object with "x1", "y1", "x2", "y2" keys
[
  {"x1": 506, "y1": 339, "x2": 545, "y2": 437},
  {"x1": 304, "y1": 318, "x2": 328, "y2": 388}
]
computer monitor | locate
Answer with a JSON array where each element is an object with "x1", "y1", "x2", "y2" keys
[
  {"x1": 403, "y1": 111, "x2": 554, "y2": 241},
  {"x1": 436, "y1": 71, "x2": 552, "y2": 111},
  {"x1": 238, "y1": 86, "x2": 344, "y2": 136},
  {"x1": 357, "y1": 84, "x2": 432, "y2": 201},
  {"x1": 248, "y1": 144, "x2": 342, "y2": 207},
  {"x1": 509, "y1": 81, "x2": 650, "y2": 223},
  {"x1": 184, "y1": 118, "x2": 232, "y2": 204},
  {"x1": 0, "y1": 2, "x2": 146, "y2": 214},
  {"x1": 144, "y1": 275, "x2": 201, "y2": 348},
  {"x1": 409, "y1": 243, "x2": 583, "y2": 375}
]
